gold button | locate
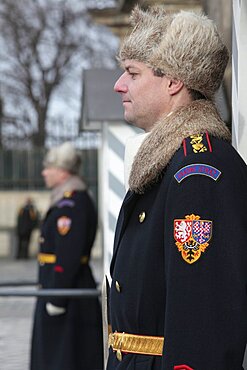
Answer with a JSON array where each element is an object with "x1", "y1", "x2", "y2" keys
[
  {"x1": 139, "y1": 211, "x2": 146, "y2": 223},
  {"x1": 39, "y1": 237, "x2": 45, "y2": 243},
  {"x1": 115, "y1": 281, "x2": 121, "y2": 293}
]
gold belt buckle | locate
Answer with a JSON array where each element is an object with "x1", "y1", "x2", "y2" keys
[
  {"x1": 108, "y1": 332, "x2": 115, "y2": 348},
  {"x1": 108, "y1": 332, "x2": 125, "y2": 362}
]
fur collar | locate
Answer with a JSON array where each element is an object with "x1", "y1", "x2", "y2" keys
[
  {"x1": 50, "y1": 175, "x2": 86, "y2": 206},
  {"x1": 129, "y1": 100, "x2": 231, "y2": 194}
]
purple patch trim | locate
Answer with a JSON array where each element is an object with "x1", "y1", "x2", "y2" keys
[
  {"x1": 57, "y1": 199, "x2": 75, "y2": 208},
  {"x1": 174, "y1": 163, "x2": 221, "y2": 183}
]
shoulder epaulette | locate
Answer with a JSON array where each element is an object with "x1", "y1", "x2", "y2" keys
[{"x1": 182, "y1": 132, "x2": 212, "y2": 157}]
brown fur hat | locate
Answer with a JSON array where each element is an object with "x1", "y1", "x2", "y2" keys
[{"x1": 119, "y1": 6, "x2": 229, "y2": 99}]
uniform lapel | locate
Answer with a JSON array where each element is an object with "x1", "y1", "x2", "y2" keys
[{"x1": 110, "y1": 190, "x2": 139, "y2": 275}]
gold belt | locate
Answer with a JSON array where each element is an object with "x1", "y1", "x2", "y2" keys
[
  {"x1": 108, "y1": 332, "x2": 164, "y2": 361},
  {"x1": 38, "y1": 253, "x2": 89, "y2": 265}
]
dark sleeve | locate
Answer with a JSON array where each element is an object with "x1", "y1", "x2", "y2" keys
[
  {"x1": 49, "y1": 193, "x2": 97, "y2": 307},
  {"x1": 162, "y1": 155, "x2": 247, "y2": 369}
]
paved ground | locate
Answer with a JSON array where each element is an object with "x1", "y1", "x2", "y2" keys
[
  {"x1": 0, "y1": 258, "x2": 103, "y2": 370},
  {"x1": 1, "y1": 259, "x2": 247, "y2": 370}
]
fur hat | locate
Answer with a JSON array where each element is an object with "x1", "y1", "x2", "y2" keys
[
  {"x1": 43, "y1": 142, "x2": 81, "y2": 174},
  {"x1": 119, "y1": 6, "x2": 229, "y2": 99}
]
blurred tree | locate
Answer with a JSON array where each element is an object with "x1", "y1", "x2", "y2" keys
[{"x1": 0, "y1": 0, "x2": 118, "y2": 148}]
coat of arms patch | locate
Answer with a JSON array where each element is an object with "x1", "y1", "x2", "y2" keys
[{"x1": 174, "y1": 214, "x2": 212, "y2": 264}]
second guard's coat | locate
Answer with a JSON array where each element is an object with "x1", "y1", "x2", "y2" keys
[{"x1": 31, "y1": 189, "x2": 103, "y2": 370}]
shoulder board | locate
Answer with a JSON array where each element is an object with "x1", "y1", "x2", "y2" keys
[{"x1": 183, "y1": 132, "x2": 212, "y2": 157}]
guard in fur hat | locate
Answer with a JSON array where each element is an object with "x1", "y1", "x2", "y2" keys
[
  {"x1": 107, "y1": 6, "x2": 247, "y2": 370},
  {"x1": 30, "y1": 142, "x2": 103, "y2": 370}
]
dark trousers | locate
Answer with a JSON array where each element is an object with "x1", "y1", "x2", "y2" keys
[{"x1": 16, "y1": 236, "x2": 31, "y2": 259}]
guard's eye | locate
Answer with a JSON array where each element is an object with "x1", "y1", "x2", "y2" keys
[{"x1": 129, "y1": 72, "x2": 138, "y2": 79}]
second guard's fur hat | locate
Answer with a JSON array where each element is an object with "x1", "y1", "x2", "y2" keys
[
  {"x1": 43, "y1": 142, "x2": 81, "y2": 174},
  {"x1": 119, "y1": 6, "x2": 229, "y2": 99}
]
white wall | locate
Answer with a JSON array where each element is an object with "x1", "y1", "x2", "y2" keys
[
  {"x1": 99, "y1": 121, "x2": 140, "y2": 278},
  {"x1": 232, "y1": 0, "x2": 247, "y2": 162}
]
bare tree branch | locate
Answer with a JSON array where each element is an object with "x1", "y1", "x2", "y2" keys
[{"x1": 0, "y1": 0, "x2": 118, "y2": 148}]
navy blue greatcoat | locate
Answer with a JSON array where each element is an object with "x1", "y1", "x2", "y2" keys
[
  {"x1": 31, "y1": 190, "x2": 103, "y2": 370},
  {"x1": 107, "y1": 134, "x2": 247, "y2": 370}
]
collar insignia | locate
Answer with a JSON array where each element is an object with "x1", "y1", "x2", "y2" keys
[
  {"x1": 190, "y1": 134, "x2": 207, "y2": 153},
  {"x1": 174, "y1": 163, "x2": 221, "y2": 183},
  {"x1": 174, "y1": 214, "x2": 212, "y2": 264},
  {"x1": 64, "y1": 191, "x2": 73, "y2": 198}
]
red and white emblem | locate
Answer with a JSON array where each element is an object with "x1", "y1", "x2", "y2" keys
[
  {"x1": 174, "y1": 219, "x2": 192, "y2": 244},
  {"x1": 174, "y1": 214, "x2": 212, "y2": 264},
  {"x1": 57, "y1": 216, "x2": 72, "y2": 235}
]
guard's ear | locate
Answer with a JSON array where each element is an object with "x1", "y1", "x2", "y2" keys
[{"x1": 167, "y1": 78, "x2": 184, "y2": 95}]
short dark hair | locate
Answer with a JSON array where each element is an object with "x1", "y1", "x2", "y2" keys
[
  {"x1": 153, "y1": 68, "x2": 165, "y2": 77},
  {"x1": 152, "y1": 69, "x2": 206, "y2": 101},
  {"x1": 188, "y1": 89, "x2": 206, "y2": 101}
]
